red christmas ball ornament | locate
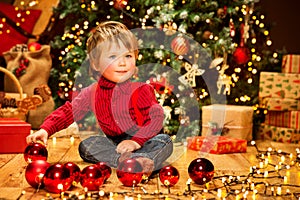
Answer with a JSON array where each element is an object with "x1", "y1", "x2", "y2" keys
[
  {"x1": 116, "y1": 158, "x2": 143, "y2": 187},
  {"x1": 171, "y1": 35, "x2": 190, "y2": 55},
  {"x1": 43, "y1": 163, "x2": 72, "y2": 193},
  {"x1": 24, "y1": 142, "x2": 48, "y2": 163},
  {"x1": 28, "y1": 42, "x2": 42, "y2": 52},
  {"x1": 188, "y1": 158, "x2": 214, "y2": 185},
  {"x1": 159, "y1": 165, "x2": 180, "y2": 187},
  {"x1": 64, "y1": 162, "x2": 81, "y2": 184},
  {"x1": 113, "y1": 0, "x2": 127, "y2": 10},
  {"x1": 233, "y1": 46, "x2": 250, "y2": 65},
  {"x1": 25, "y1": 160, "x2": 51, "y2": 189},
  {"x1": 80, "y1": 165, "x2": 104, "y2": 191},
  {"x1": 94, "y1": 162, "x2": 112, "y2": 183}
]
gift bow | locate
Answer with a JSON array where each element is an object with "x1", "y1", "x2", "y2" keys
[{"x1": 207, "y1": 121, "x2": 231, "y2": 136}]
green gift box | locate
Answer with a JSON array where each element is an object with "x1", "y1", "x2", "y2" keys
[
  {"x1": 259, "y1": 97, "x2": 300, "y2": 111},
  {"x1": 258, "y1": 123, "x2": 300, "y2": 144},
  {"x1": 259, "y1": 72, "x2": 300, "y2": 99}
]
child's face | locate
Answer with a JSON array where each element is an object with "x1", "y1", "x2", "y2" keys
[{"x1": 97, "y1": 40, "x2": 136, "y2": 83}]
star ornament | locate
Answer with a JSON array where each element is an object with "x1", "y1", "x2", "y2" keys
[{"x1": 179, "y1": 63, "x2": 205, "y2": 87}]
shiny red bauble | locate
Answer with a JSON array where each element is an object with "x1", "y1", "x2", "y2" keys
[
  {"x1": 25, "y1": 160, "x2": 51, "y2": 189},
  {"x1": 94, "y1": 162, "x2": 112, "y2": 182},
  {"x1": 43, "y1": 163, "x2": 72, "y2": 193},
  {"x1": 80, "y1": 165, "x2": 104, "y2": 191},
  {"x1": 64, "y1": 162, "x2": 81, "y2": 184},
  {"x1": 113, "y1": 0, "x2": 127, "y2": 10},
  {"x1": 171, "y1": 35, "x2": 190, "y2": 55},
  {"x1": 28, "y1": 42, "x2": 42, "y2": 52},
  {"x1": 233, "y1": 46, "x2": 250, "y2": 65},
  {"x1": 159, "y1": 165, "x2": 180, "y2": 186},
  {"x1": 188, "y1": 158, "x2": 214, "y2": 185},
  {"x1": 24, "y1": 142, "x2": 48, "y2": 163},
  {"x1": 116, "y1": 158, "x2": 143, "y2": 187}
]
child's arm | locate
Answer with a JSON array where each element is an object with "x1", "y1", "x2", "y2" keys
[
  {"x1": 26, "y1": 129, "x2": 48, "y2": 145},
  {"x1": 36, "y1": 84, "x2": 95, "y2": 137},
  {"x1": 131, "y1": 84, "x2": 164, "y2": 146}
]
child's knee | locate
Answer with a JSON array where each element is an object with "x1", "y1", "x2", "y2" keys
[
  {"x1": 78, "y1": 141, "x2": 88, "y2": 160},
  {"x1": 157, "y1": 134, "x2": 173, "y2": 145}
]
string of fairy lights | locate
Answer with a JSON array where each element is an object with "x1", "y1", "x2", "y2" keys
[
  {"x1": 52, "y1": 0, "x2": 279, "y2": 105},
  {"x1": 0, "y1": 0, "x2": 39, "y2": 35},
  {"x1": 1, "y1": 0, "x2": 279, "y2": 116},
  {"x1": 16, "y1": 139, "x2": 300, "y2": 199}
]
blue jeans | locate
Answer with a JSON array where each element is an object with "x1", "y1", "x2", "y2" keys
[{"x1": 78, "y1": 133, "x2": 173, "y2": 170}]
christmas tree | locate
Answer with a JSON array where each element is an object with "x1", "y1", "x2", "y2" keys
[{"x1": 41, "y1": 0, "x2": 282, "y2": 139}]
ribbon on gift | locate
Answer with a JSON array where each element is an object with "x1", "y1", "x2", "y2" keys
[
  {"x1": 204, "y1": 124, "x2": 253, "y2": 133},
  {"x1": 205, "y1": 121, "x2": 235, "y2": 136}
]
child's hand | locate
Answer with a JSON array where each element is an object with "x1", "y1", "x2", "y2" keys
[
  {"x1": 116, "y1": 140, "x2": 141, "y2": 154},
  {"x1": 26, "y1": 129, "x2": 49, "y2": 146}
]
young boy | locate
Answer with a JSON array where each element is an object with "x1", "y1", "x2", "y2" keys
[{"x1": 26, "y1": 21, "x2": 173, "y2": 175}]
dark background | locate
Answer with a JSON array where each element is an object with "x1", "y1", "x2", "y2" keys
[
  {"x1": 0, "y1": 0, "x2": 299, "y2": 53},
  {"x1": 1, "y1": 1, "x2": 299, "y2": 91},
  {"x1": 258, "y1": 0, "x2": 300, "y2": 54}
]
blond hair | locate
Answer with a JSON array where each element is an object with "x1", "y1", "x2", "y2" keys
[{"x1": 87, "y1": 21, "x2": 138, "y2": 71}]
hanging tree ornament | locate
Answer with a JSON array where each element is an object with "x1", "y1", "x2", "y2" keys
[
  {"x1": 171, "y1": 35, "x2": 190, "y2": 55},
  {"x1": 217, "y1": 6, "x2": 227, "y2": 19},
  {"x1": 233, "y1": 23, "x2": 250, "y2": 65},
  {"x1": 229, "y1": 18, "x2": 235, "y2": 37},
  {"x1": 178, "y1": 62, "x2": 205, "y2": 87},
  {"x1": 163, "y1": 106, "x2": 172, "y2": 124},
  {"x1": 233, "y1": 4, "x2": 252, "y2": 65},
  {"x1": 202, "y1": 30, "x2": 212, "y2": 40},
  {"x1": 149, "y1": 76, "x2": 173, "y2": 95},
  {"x1": 164, "y1": 21, "x2": 177, "y2": 36},
  {"x1": 113, "y1": 0, "x2": 128, "y2": 10},
  {"x1": 149, "y1": 75, "x2": 174, "y2": 107},
  {"x1": 179, "y1": 114, "x2": 190, "y2": 126},
  {"x1": 243, "y1": 3, "x2": 254, "y2": 44},
  {"x1": 216, "y1": 51, "x2": 231, "y2": 95}
]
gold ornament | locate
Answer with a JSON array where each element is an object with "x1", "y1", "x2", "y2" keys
[
  {"x1": 179, "y1": 63, "x2": 205, "y2": 87},
  {"x1": 171, "y1": 35, "x2": 190, "y2": 55},
  {"x1": 164, "y1": 21, "x2": 177, "y2": 36}
]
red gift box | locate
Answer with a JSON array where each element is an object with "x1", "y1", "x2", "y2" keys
[
  {"x1": 265, "y1": 111, "x2": 300, "y2": 129},
  {"x1": 282, "y1": 54, "x2": 300, "y2": 73},
  {"x1": 187, "y1": 136, "x2": 247, "y2": 154},
  {"x1": 0, "y1": 118, "x2": 31, "y2": 153}
]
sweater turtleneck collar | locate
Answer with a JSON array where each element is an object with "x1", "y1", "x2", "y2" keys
[{"x1": 97, "y1": 76, "x2": 131, "y2": 94}]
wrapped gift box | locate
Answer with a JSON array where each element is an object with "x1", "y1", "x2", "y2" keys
[
  {"x1": 258, "y1": 123, "x2": 300, "y2": 144},
  {"x1": 259, "y1": 72, "x2": 300, "y2": 99},
  {"x1": 187, "y1": 136, "x2": 247, "y2": 154},
  {"x1": 202, "y1": 104, "x2": 253, "y2": 141},
  {"x1": 265, "y1": 111, "x2": 300, "y2": 129},
  {"x1": 282, "y1": 54, "x2": 300, "y2": 73},
  {"x1": 0, "y1": 118, "x2": 31, "y2": 153},
  {"x1": 259, "y1": 97, "x2": 300, "y2": 111}
]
